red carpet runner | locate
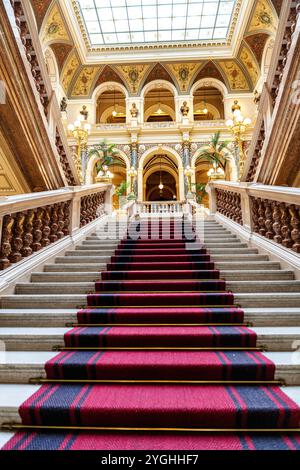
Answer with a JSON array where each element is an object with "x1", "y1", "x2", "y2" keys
[{"x1": 3, "y1": 219, "x2": 300, "y2": 450}]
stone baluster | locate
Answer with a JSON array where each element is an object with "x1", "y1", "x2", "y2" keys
[
  {"x1": 63, "y1": 202, "x2": 71, "y2": 236},
  {"x1": 272, "y1": 202, "x2": 282, "y2": 244},
  {"x1": 290, "y1": 205, "x2": 300, "y2": 253},
  {"x1": 41, "y1": 207, "x2": 51, "y2": 247},
  {"x1": 9, "y1": 212, "x2": 25, "y2": 263},
  {"x1": 49, "y1": 204, "x2": 59, "y2": 243},
  {"x1": 257, "y1": 199, "x2": 266, "y2": 237},
  {"x1": 57, "y1": 203, "x2": 65, "y2": 239},
  {"x1": 280, "y1": 203, "x2": 293, "y2": 248},
  {"x1": 21, "y1": 209, "x2": 34, "y2": 257},
  {"x1": 251, "y1": 197, "x2": 260, "y2": 233},
  {"x1": 0, "y1": 215, "x2": 14, "y2": 270},
  {"x1": 32, "y1": 208, "x2": 43, "y2": 252},
  {"x1": 264, "y1": 200, "x2": 274, "y2": 239}
]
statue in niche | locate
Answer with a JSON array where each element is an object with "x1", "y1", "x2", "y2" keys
[
  {"x1": 80, "y1": 105, "x2": 89, "y2": 120},
  {"x1": 130, "y1": 103, "x2": 138, "y2": 118},
  {"x1": 180, "y1": 101, "x2": 189, "y2": 117},
  {"x1": 60, "y1": 97, "x2": 67, "y2": 112}
]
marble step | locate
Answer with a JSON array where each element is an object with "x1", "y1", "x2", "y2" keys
[
  {"x1": 1, "y1": 291, "x2": 300, "y2": 309},
  {"x1": 69, "y1": 248, "x2": 259, "y2": 256},
  {"x1": 0, "y1": 351, "x2": 299, "y2": 385},
  {"x1": 216, "y1": 261, "x2": 281, "y2": 270},
  {"x1": 30, "y1": 270, "x2": 295, "y2": 284},
  {"x1": 14, "y1": 280, "x2": 300, "y2": 295},
  {"x1": 0, "y1": 327, "x2": 299, "y2": 352},
  {"x1": 0, "y1": 384, "x2": 299, "y2": 430},
  {"x1": 55, "y1": 254, "x2": 269, "y2": 264},
  {"x1": 44, "y1": 263, "x2": 107, "y2": 272},
  {"x1": 1, "y1": 307, "x2": 300, "y2": 328}
]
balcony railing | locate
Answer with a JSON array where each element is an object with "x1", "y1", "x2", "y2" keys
[{"x1": 137, "y1": 201, "x2": 184, "y2": 215}]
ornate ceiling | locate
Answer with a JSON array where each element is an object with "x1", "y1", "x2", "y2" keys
[{"x1": 31, "y1": 0, "x2": 280, "y2": 98}]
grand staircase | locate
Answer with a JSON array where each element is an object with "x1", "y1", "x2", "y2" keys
[{"x1": 0, "y1": 217, "x2": 300, "y2": 450}]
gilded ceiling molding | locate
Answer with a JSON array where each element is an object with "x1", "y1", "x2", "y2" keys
[
  {"x1": 165, "y1": 63, "x2": 199, "y2": 93},
  {"x1": 239, "y1": 44, "x2": 260, "y2": 88},
  {"x1": 141, "y1": 64, "x2": 176, "y2": 92},
  {"x1": 41, "y1": 3, "x2": 72, "y2": 45},
  {"x1": 71, "y1": 66, "x2": 102, "y2": 97},
  {"x1": 50, "y1": 42, "x2": 73, "y2": 73},
  {"x1": 244, "y1": 33, "x2": 270, "y2": 66},
  {"x1": 30, "y1": 0, "x2": 53, "y2": 31},
  {"x1": 61, "y1": 50, "x2": 80, "y2": 94},
  {"x1": 247, "y1": 0, "x2": 277, "y2": 35},
  {"x1": 71, "y1": 0, "x2": 242, "y2": 53},
  {"x1": 115, "y1": 65, "x2": 151, "y2": 95},
  {"x1": 218, "y1": 61, "x2": 250, "y2": 91},
  {"x1": 190, "y1": 61, "x2": 229, "y2": 92}
]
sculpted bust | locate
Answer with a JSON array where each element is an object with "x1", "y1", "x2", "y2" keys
[
  {"x1": 130, "y1": 103, "x2": 138, "y2": 118},
  {"x1": 180, "y1": 101, "x2": 189, "y2": 116}
]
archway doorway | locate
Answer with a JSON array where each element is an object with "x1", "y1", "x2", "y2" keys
[
  {"x1": 143, "y1": 154, "x2": 179, "y2": 201},
  {"x1": 146, "y1": 171, "x2": 177, "y2": 201},
  {"x1": 96, "y1": 89, "x2": 126, "y2": 124},
  {"x1": 193, "y1": 86, "x2": 224, "y2": 121},
  {"x1": 144, "y1": 88, "x2": 175, "y2": 122}
]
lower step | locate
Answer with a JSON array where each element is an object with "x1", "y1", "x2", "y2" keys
[{"x1": 0, "y1": 351, "x2": 299, "y2": 385}]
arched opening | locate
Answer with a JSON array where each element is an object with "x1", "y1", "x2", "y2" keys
[
  {"x1": 144, "y1": 88, "x2": 175, "y2": 122},
  {"x1": 194, "y1": 156, "x2": 210, "y2": 206},
  {"x1": 146, "y1": 172, "x2": 177, "y2": 201},
  {"x1": 143, "y1": 154, "x2": 179, "y2": 201},
  {"x1": 193, "y1": 86, "x2": 224, "y2": 121},
  {"x1": 96, "y1": 89, "x2": 126, "y2": 124}
]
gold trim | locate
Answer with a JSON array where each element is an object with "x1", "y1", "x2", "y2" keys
[
  {"x1": 54, "y1": 347, "x2": 264, "y2": 351},
  {"x1": 30, "y1": 379, "x2": 284, "y2": 385},
  {"x1": 3, "y1": 424, "x2": 300, "y2": 433},
  {"x1": 67, "y1": 323, "x2": 252, "y2": 327}
]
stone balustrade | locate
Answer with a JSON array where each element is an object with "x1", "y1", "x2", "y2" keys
[
  {"x1": 215, "y1": 189, "x2": 243, "y2": 225},
  {"x1": 137, "y1": 202, "x2": 184, "y2": 215},
  {"x1": 208, "y1": 181, "x2": 300, "y2": 255},
  {"x1": 0, "y1": 184, "x2": 112, "y2": 271}
]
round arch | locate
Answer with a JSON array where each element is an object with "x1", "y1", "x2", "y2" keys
[
  {"x1": 138, "y1": 145, "x2": 184, "y2": 201},
  {"x1": 191, "y1": 146, "x2": 238, "y2": 183},
  {"x1": 193, "y1": 103, "x2": 221, "y2": 120},
  {"x1": 100, "y1": 105, "x2": 126, "y2": 123},
  {"x1": 144, "y1": 103, "x2": 176, "y2": 122},
  {"x1": 141, "y1": 79, "x2": 178, "y2": 99},
  {"x1": 85, "y1": 148, "x2": 131, "y2": 186},
  {"x1": 256, "y1": 36, "x2": 274, "y2": 93},
  {"x1": 91, "y1": 82, "x2": 129, "y2": 124},
  {"x1": 190, "y1": 78, "x2": 228, "y2": 99}
]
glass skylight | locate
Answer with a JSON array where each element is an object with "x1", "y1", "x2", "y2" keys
[{"x1": 77, "y1": 0, "x2": 236, "y2": 47}]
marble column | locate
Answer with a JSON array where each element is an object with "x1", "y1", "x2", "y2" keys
[
  {"x1": 131, "y1": 142, "x2": 138, "y2": 195},
  {"x1": 182, "y1": 139, "x2": 191, "y2": 198}
]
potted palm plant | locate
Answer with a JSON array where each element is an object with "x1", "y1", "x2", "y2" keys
[
  {"x1": 198, "y1": 131, "x2": 230, "y2": 180},
  {"x1": 88, "y1": 140, "x2": 119, "y2": 181}
]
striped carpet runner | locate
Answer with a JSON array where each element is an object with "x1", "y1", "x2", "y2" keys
[{"x1": 3, "y1": 219, "x2": 300, "y2": 450}]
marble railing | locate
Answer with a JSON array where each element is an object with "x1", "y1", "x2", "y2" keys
[
  {"x1": 0, "y1": 184, "x2": 112, "y2": 271},
  {"x1": 208, "y1": 181, "x2": 300, "y2": 255},
  {"x1": 137, "y1": 202, "x2": 184, "y2": 215},
  {"x1": 244, "y1": 0, "x2": 300, "y2": 183}
]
